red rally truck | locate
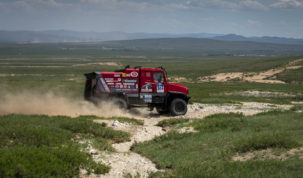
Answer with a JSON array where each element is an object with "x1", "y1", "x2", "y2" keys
[{"x1": 84, "y1": 65, "x2": 190, "y2": 115}]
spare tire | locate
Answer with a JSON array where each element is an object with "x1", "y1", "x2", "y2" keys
[{"x1": 169, "y1": 98, "x2": 187, "y2": 116}]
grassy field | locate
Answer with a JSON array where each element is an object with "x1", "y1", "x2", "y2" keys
[
  {"x1": 186, "y1": 82, "x2": 303, "y2": 104},
  {"x1": 133, "y1": 111, "x2": 303, "y2": 177},
  {"x1": 1, "y1": 43, "x2": 302, "y2": 102},
  {"x1": 277, "y1": 68, "x2": 303, "y2": 84},
  {"x1": 0, "y1": 42, "x2": 303, "y2": 177}
]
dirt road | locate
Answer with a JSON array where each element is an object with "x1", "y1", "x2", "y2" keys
[
  {"x1": 84, "y1": 102, "x2": 292, "y2": 177},
  {"x1": 199, "y1": 58, "x2": 303, "y2": 83}
]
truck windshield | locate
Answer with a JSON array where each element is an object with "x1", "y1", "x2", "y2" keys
[{"x1": 153, "y1": 72, "x2": 164, "y2": 83}]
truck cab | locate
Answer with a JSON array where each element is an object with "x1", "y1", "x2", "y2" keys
[{"x1": 84, "y1": 66, "x2": 190, "y2": 115}]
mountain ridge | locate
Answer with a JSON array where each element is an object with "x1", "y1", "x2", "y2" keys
[{"x1": 1, "y1": 30, "x2": 302, "y2": 45}]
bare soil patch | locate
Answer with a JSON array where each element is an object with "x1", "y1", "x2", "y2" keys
[
  {"x1": 232, "y1": 147, "x2": 303, "y2": 162},
  {"x1": 179, "y1": 102, "x2": 292, "y2": 119},
  {"x1": 177, "y1": 126, "x2": 197, "y2": 134},
  {"x1": 223, "y1": 90, "x2": 301, "y2": 99},
  {"x1": 199, "y1": 72, "x2": 243, "y2": 82},
  {"x1": 199, "y1": 58, "x2": 303, "y2": 84},
  {"x1": 168, "y1": 77, "x2": 192, "y2": 83},
  {"x1": 92, "y1": 118, "x2": 165, "y2": 177}
]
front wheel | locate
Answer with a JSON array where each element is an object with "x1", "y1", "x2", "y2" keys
[{"x1": 169, "y1": 98, "x2": 187, "y2": 116}]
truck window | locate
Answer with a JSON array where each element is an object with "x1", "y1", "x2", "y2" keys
[{"x1": 153, "y1": 72, "x2": 164, "y2": 83}]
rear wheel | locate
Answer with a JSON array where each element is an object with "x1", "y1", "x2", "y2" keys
[
  {"x1": 113, "y1": 98, "x2": 128, "y2": 110},
  {"x1": 169, "y1": 98, "x2": 187, "y2": 116}
]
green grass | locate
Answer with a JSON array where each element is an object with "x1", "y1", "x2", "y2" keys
[
  {"x1": 277, "y1": 67, "x2": 303, "y2": 84},
  {"x1": 233, "y1": 132, "x2": 299, "y2": 153},
  {"x1": 185, "y1": 82, "x2": 303, "y2": 104},
  {"x1": 132, "y1": 111, "x2": 303, "y2": 177},
  {"x1": 191, "y1": 113, "x2": 245, "y2": 132},
  {"x1": 1, "y1": 46, "x2": 302, "y2": 103},
  {"x1": 291, "y1": 104, "x2": 303, "y2": 112},
  {"x1": 0, "y1": 114, "x2": 130, "y2": 177}
]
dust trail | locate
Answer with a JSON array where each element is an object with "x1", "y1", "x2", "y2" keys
[{"x1": 0, "y1": 90, "x2": 130, "y2": 117}]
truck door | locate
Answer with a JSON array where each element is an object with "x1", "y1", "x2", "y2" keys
[
  {"x1": 152, "y1": 71, "x2": 167, "y2": 103},
  {"x1": 152, "y1": 72, "x2": 166, "y2": 93},
  {"x1": 140, "y1": 70, "x2": 167, "y2": 103}
]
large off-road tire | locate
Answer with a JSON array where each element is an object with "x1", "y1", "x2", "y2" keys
[
  {"x1": 169, "y1": 98, "x2": 187, "y2": 116},
  {"x1": 113, "y1": 98, "x2": 128, "y2": 110}
]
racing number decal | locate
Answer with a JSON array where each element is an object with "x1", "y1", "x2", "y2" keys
[{"x1": 157, "y1": 84, "x2": 164, "y2": 93}]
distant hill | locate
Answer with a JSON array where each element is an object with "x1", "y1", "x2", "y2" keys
[
  {"x1": 213, "y1": 34, "x2": 303, "y2": 45},
  {"x1": 1, "y1": 30, "x2": 303, "y2": 45},
  {"x1": 0, "y1": 30, "x2": 220, "y2": 43},
  {"x1": 98, "y1": 37, "x2": 303, "y2": 55}
]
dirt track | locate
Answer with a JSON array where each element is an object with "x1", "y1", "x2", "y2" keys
[
  {"x1": 199, "y1": 58, "x2": 303, "y2": 83},
  {"x1": 83, "y1": 102, "x2": 292, "y2": 177}
]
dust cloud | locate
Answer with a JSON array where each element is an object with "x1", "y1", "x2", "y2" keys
[{"x1": 0, "y1": 90, "x2": 129, "y2": 117}]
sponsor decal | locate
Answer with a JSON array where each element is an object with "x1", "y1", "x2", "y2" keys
[
  {"x1": 144, "y1": 94, "x2": 152, "y2": 103},
  {"x1": 114, "y1": 88, "x2": 138, "y2": 92},
  {"x1": 157, "y1": 84, "x2": 164, "y2": 93},
  {"x1": 107, "y1": 83, "x2": 114, "y2": 85},
  {"x1": 122, "y1": 73, "x2": 126, "y2": 77},
  {"x1": 123, "y1": 79, "x2": 137, "y2": 83},
  {"x1": 123, "y1": 83, "x2": 135, "y2": 85},
  {"x1": 105, "y1": 78, "x2": 114, "y2": 81},
  {"x1": 114, "y1": 74, "x2": 120, "y2": 77},
  {"x1": 117, "y1": 78, "x2": 121, "y2": 81},
  {"x1": 130, "y1": 71, "x2": 138, "y2": 77},
  {"x1": 141, "y1": 83, "x2": 152, "y2": 92}
]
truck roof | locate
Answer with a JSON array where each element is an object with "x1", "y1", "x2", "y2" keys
[
  {"x1": 113, "y1": 66, "x2": 165, "y2": 73},
  {"x1": 125, "y1": 67, "x2": 164, "y2": 72}
]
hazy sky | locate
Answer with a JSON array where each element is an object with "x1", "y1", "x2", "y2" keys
[{"x1": 0, "y1": 0, "x2": 303, "y2": 38}]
